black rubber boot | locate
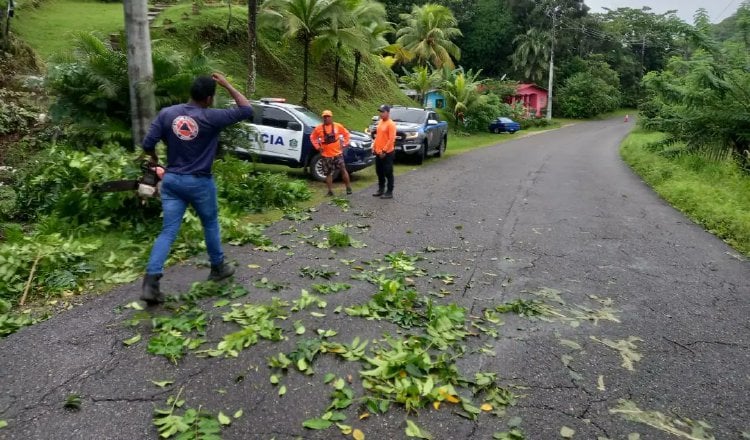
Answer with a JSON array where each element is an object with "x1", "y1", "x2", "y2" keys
[
  {"x1": 141, "y1": 274, "x2": 164, "y2": 305},
  {"x1": 208, "y1": 262, "x2": 235, "y2": 282}
]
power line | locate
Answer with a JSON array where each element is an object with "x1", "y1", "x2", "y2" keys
[{"x1": 713, "y1": 0, "x2": 739, "y2": 22}]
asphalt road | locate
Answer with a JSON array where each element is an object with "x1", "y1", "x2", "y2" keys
[{"x1": 1, "y1": 118, "x2": 748, "y2": 440}]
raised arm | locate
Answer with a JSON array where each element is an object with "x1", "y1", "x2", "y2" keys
[{"x1": 212, "y1": 72, "x2": 250, "y2": 107}]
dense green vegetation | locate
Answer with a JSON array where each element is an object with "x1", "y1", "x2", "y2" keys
[{"x1": 621, "y1": 130, "x2": 750, "y2": 256}]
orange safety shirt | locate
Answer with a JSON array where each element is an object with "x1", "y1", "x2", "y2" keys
[
  {"x1": 310, "y1": 122, "x2": 350, "y2": 158},
  {"x1": 372, "y1": 118, "x2": 396, "y2": 155}
]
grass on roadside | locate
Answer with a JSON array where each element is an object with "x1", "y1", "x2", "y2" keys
[{"x1": 620, "y1": 129, "x2": 750, "y2": 256}]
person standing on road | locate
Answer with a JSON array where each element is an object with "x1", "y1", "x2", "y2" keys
[
  {"x1": 140, "y1": 73, "x2": 253, "y2": 305},
  {"x1": 372, "y1": 104, "x2": 396, "y2": 199},
  {"x1": 310, "y1": 109, "x2": 352, "y2": 196}
]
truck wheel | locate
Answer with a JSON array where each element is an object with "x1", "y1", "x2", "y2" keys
[
  {"x1": 414, "y1": 143, "x2": 426, "y2": 165},
  {"x1": 436, "y1": 137, "x2": 447, "y2": 158},
  {"x1": 493, "y1": 127, "x2": 500, "y2": 134},
  {"x1": 308, "y1": 154, "x2": 339, "y2": 182}
]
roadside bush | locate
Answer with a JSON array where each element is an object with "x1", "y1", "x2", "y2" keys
[
  {"x1": 557, "y1": 72, "x2": 620, "y2": 118},
  {"x1": 47, "y1": 32, "x2": 215, "y2": 148},
  {"x1": 213, "y1": 156, "x2": 312, "y2": 212},
  {"x1": 520, "y1": 117, "x2": 551, "y2": 130},
  {"x1": 462, "y1": 93, "x2": 502, "y2": 132},
  {"x1": 0, "y1": 90, "x2": 38, "y2": 136},
  {"x1": 12, "y1": 143, "x2": 159, "y2": 226},
  {"x1": 0, "y1": 232, "x2": 100, "y2": 304}
]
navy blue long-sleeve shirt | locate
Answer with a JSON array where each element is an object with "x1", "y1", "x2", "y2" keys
[{"x1": 142, "y1": 103, "x2": 253, "y2": 175}]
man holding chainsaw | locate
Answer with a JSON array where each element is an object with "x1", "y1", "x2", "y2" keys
[
  {"x1": 310, "y1": 109, "x2": 352, "y2": 196},
  {"x1": 140, "y1": 73, "x2": 252, "y2": 305}
]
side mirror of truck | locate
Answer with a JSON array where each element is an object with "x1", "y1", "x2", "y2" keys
[
  {"x1": 427, "y1": 119, "x2": 438, "y2": 126},
  {"x1": 371, "y1": 116, "x2": 378, "y2": 122},
  {"x1": 287, "y1": 121, "x2": 302, "y2": 131}
]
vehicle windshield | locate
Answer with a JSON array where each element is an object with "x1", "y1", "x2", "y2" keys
[
  {"x1": 289, "y1": 106, "x2": 322, "y2": 127},
  {"x1": 390, "y1": 108, "x2": 427, "y2": 124}
]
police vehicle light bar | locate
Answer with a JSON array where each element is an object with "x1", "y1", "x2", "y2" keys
[{"x1": 260, "y1": 97, "x2": 287, "y2": 103}]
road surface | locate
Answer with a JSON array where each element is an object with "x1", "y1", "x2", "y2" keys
[{"x1": 1, "y1": 118, "x2": 748, "y2": 439}]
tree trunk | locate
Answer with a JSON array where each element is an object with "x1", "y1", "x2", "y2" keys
[
  {"x1": 349, "y1": 51, "x2": 361, "y2": 100},
  {"x1": 332, "y1": 45, "x2": 341, "y2": 102},
  {"x1": 2, "y1": 0, "x2": 15, "y2": 51},
  {"x1": 123, "y1": 0, "x2": 156, "y2": 150},
  {"x1": 302, "y1": 36, "x2": 310, "y2": 106},
  {"x1": 246, "y1": 0, "x2": 257, "y2": 96}
]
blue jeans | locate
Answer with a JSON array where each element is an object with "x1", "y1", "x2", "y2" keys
[{"x1": 146, "y1": 173, "x2": 224, "y2": 275}]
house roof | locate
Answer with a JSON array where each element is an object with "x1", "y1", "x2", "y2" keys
[{"x1": 517, "y1": 83, "x2": 548, "y2": 93}]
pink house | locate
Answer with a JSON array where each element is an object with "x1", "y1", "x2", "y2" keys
[{"x1": 507, "y1": 83, "x2": 548, "y2": 117}]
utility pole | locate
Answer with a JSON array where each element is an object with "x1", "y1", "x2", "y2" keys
[
  {"x1": 123, "y1": 0, "x2": 156, "y2": 150},
  {"x1": 546, "y1": 6, "x2": 560, "y2": 121}
]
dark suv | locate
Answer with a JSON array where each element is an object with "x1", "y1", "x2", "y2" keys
[{"x1": 366, "y1": 106, "x2": 449, "y2": 164}]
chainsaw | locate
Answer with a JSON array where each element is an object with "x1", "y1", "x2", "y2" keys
[{"x1": 94, "y1": 161, "x2": 165, "y2": 198}]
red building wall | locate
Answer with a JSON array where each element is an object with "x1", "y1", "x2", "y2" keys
[{"x1": 508, "y1": 84, "x2": 548, "y2": 117}]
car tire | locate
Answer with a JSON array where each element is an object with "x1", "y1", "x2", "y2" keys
[
  {"x1": 414, "y1": 143, "x2": 426, "y2": 165},
  {"x1": 493, "y1": 127, "x2": 500, "y2": 134},
  {"x1": 308, "y1": 153, "x2": 339, "y2": 182},
  {"x1": 436, "y1": 137, "x2": 447, "y2": 157}
]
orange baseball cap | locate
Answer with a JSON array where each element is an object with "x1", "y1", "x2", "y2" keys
[{"x1": 321, "y1": 110, "x2": 333, "y2": 117}]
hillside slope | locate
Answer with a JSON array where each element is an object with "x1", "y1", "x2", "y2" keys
[{"x1": 12, "y1": 0, "x2": 413, "y2": 129}]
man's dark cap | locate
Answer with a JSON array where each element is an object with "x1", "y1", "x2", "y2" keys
[{"x1": 378, "y1": 104, "x2": 391, "y2": 112}]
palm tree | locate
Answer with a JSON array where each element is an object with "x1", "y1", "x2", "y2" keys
[
  {"x1": 510, "y1": 27, "x2": 551, "y2": 83},
  {"x1": 396, "y1": 4, "x2": 462, "y2": 69},
  {"x1": 345, "y1": 0, "x2": 390, "y2": 100},
  {"x1": 350, "y1": 20, "x2": 391, "y2": 100},
  {"x1": 440, "y1": 67, "x2": 486, "y2": 129},
  {"x1": 400, "y1": 65, "x2": 439, "y2": 107},
  {"x1": 312, "y1": 0, "x2": 384, "y2": 102},
  {"x1": 265, "y1": 0, "x2": 346, "y2": 106}
]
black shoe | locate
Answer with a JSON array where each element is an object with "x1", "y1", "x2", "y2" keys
[
  {"x1": 346, "y1": 187, "x2": 352, "y2": 195},
  {"x1": 372, "y1": 190, "x2": 384, "y2": 197},
  {"x1": 380, "y1": 192, "x2": 393, "y2": 199},
  {"x1": 208, "y1": 262, "x2": 235, "y2": 282},
  {"x1": 141, "y1": 274, "x2": 164, "y2": 305},
  {"x1": 326, "y1": 190, "x2": 335, "y2": 197}
]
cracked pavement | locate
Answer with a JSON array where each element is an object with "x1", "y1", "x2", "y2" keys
[{"x1": 1, "y1": 118, "x2": 748, "y2": 439}]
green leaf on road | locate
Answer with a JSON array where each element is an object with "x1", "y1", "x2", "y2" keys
[
  {"x1": 0, "y1": 420, "x2": 7, "y2": 429},
  {"x1": 405, "y1": 419, "x2": 433, "y2": 439},
  {"x1": 124, "y1": 301, "x2": 144, "y2": 310},
  {"x1": 123, "y1": 333, "x2": 141, "y2": 346},
  {"x1": 150, "y1": 380, "x2": 173, "y2": 388},
  {"x1": 278, "y1": 385, "x2": 287, "y2": 396},
  {"x1": 560, "y1": 426, "x2": 575, "y2": 438},
  {"x1": 303, "y1": 418, "x2": 333, "y2": 429},
  {"x1": 233, "y1": 409, "x2": 243, "y2": 419},
  {"x1": 217, "y1": 411, "x2": 231, "y2": 426}
]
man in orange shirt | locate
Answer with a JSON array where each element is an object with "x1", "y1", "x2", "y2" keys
[
  {"x1": 372, "y1": 104, "x2": 397, "y2": 199},
  {"x1": 310, "y1": 110, "x2": 352, "y2": 196}
]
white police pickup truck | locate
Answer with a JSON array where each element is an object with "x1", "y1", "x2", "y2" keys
[{"x1": 231, "y1": 98, "x2": 374, "y2": 181}]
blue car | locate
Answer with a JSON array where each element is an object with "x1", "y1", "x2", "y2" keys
[{"x1": 489, "y1": 117, "x2": 521, "y2": 134}]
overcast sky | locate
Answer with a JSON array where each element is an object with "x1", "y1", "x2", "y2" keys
[{"x1": 583, "y1": 0, "x2": 743, "y2": 23}]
